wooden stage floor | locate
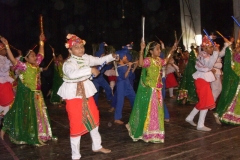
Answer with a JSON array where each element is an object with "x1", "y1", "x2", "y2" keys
[{"x1": 1, "y1": 91, "x2": 240, "y2": 160}]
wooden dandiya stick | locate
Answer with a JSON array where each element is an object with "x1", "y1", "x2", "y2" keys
[
  {"x1": 9, "y1": 44, "x2": 19, "y2": 51},
  {"x1": 174, "y1": 30, "x2": 177, "y2": 42},
  {"x1": 40, "y1": 15, "x2": 44, "y2": 34},
  {"x1": 0, "y1": 35, "x2": 20, "y2": 51},
  {"x1": 155, "y1": 35, "x2": 160, "y2": 41},
  {"x1": 176, "y1": 31, "x2": 184, "y2": 45},
  {"x1": 216, "y1": 31, "x2": 225, "y2": 38},
  {"x1": 167, "y1": 32, "x2": 184, "y2": 59},
  {"x1": 216, "y1": 30, "x2": 230, "y2": 43},
  {"x1": 46, "y1": 58, "x2": 54, "y2": 68}
]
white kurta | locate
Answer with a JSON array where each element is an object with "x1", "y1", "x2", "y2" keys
[
  {"x1": 0, "y1": 55, "x2": 13, "y2": 83},
  {"x1": 57, "y1": 53, "x2": 115, "y2": 100},
  {"x1": 192, "y1": 50, "x2": 219, "y2": 82},
  {"x1": 211, "y1": 42, "x2": 232, "y2": 101}
]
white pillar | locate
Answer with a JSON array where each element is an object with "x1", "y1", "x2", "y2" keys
[
  {"x1": 233, "y1": 0, "x2": 240, "y2": 40},
  {"x1": 180, "y1": 0, "x2": 201, "y2": 51}
]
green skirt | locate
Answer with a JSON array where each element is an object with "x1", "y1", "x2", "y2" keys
[{"x1": 2, "y1": 79, "x2": 53, "y2": 145}]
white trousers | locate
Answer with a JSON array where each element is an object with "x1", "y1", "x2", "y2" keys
[
  {"x1": 0, "y1": 105, "x2": 10, "y2": 116},
  {"x1": 169, "y1": 88, "x2": 174, "y2": 97},
  {"x1": 186, "y1": 107, "x2": 208, "y2": 128},
  {"x1": 211, "y1": 75, "x2": 222, "y2": 102},
  {"x1": 110, "y1": 81, "x2": 115, "y2": 94},
  {"x1": 70, "y1": 126, "x2": 102, "y2": 160}
]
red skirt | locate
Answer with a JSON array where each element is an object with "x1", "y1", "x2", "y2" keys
[
  {"x1": 166, "y1": 73, "x2": 178, "y2": 88},
  {"x1": 108, "y1": 76, "x2": 117, "y2": 82},
  {"x1": 0, "y1": 82, "x2": 14, "y2": 106},
  {"x1": 194, "y1": 78, "x2": 215, "y2": 110},
  {"x1": 65, "y1": 97, "x2": 99, "y2": 137}
]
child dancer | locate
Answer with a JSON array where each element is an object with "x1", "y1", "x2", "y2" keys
[
  {"x1": 1, "y1": 34, "x2": 54, "y2": 145},
  {"x1": 166, "y1": 57, "x2": 179, "y2": 98},
  {"x1": 211, "y1": 37, "x2": 232, "y2": 102},
  {"x1": 93, "y1": 42, "x2": 113, "y2": 106},
  {"x1": 104, "y1": 67, "x2": 117, "y2": 95},
  {"x1": 0, "y1": 42, "x2": 14, "y2": 124},
  {"x1": 126, "y1": 40, "x2": 176, "y2": 143},
  {"x1": 111, "y1": 48, "x2": 136, "y2": 124},
  {"x1": 185, "y1": 35, "x2": 219, "y2": 132},
  {"x1": 50, "y1": 53, "x2": 64, "y2": 105},
  {"x1": 159, "y1": 40, "x2": 170, "y2": 122},
  {"x1": 57, "y1": 34, "x2": 118, "y2": 160},
  {"x1": 177, "y1": 47, "x2": 198, "y2": 104}
]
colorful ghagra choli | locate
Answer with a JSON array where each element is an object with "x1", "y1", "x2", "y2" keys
[
  {"x1": 50, "y1": 61, "x2": 63, "y2": 104},
  {"x1": 2, "y1": 54, "x2": 53, "y2": 145},
  {"x1": 177, "y1": 50, "x2": 198, "y2": 104},
  {"x1": 127, "y1": 57, "x2": 166, "y2": 143},
  {"x1": 215, "y1": 48, "x2": 240, "y2": 125}
]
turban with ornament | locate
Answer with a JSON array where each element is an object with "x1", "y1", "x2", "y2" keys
[
  {"x1": 65, "y1": 34, "x2": 86, "y2": 49},
  {"x1": 201, "y1": 35, "x2": 217, "y2": 47}
]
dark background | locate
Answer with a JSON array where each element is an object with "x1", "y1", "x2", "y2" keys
[
  {"x1": 0, "y1": 0, "x2": 234, "y2": 97},
  {"x1": 0, "y1": 0, "x2": 234, "y2": 56}
]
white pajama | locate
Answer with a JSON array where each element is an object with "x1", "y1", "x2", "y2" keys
[
  {"x1": 70, "y1": 127, "x2": 102, "y2": 160},
  {"x1": 186, "y1": 107, "x2": 208, "y2": 128}
]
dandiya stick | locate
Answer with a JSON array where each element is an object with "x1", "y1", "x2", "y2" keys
[
  {"x1": 117, "y1": 61, "x2": 138, "y2": 68},
  {"x1": 166, "y1": 32, "x2": 185, "y2": 59},
  {"x1": 203, "y1": 29, "x2": 215, "y2": 46},
  {"x1": 231, "y1": 16, "x2": 240, "y2": 27},
  {"x1": 46, "y1": 58, "x2": 54, "y2": 68},
  {"x1": 9, "y1": 45, "x2": 19, "y2": 51},
  {"x1": 216, "y1": 31, "x2": 225, "y2": 38}
]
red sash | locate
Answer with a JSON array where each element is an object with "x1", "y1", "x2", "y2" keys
[{"x1": 195, "y1": 79, "x2": 215, "y2": 110}]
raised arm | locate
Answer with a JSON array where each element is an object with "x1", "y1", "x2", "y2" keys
[
  {"x1": 38, "y1": 34, "x2": 45, "y2": 57},
  {"x1": 0, "y1": 37, "x2": 17, "y2": 65},
  {"x1": 219, "y1": 38, "x2": 232, "y2": 57},
  {"x1": 165, "y1": 43, "x2": 177, "y2": 64},
  {"x1": 138, "y1": 40, "x2": 146, "y2": 67}
]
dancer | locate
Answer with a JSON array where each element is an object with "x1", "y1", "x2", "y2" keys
[
  {"x1": 57, "y1": 34, "x2": 118, "y2": 160},
  {"x1": 166, "y1": 57, "x2": 179, "y2": 98},
  {"x1": 111, "y1": 48, "x2": 136, "y2": 124},
  {"x1": 214, "y1": 35, "x2": 240, "y2": 125},
  {"x1": 185, "y1": 35, "x2": 219, "y2": 132},
  {"x1": 50, "y1": 52, "x2": 64, "y2": 105},
  {"x1": 1, "y1": 34, "x2": 54, "y2": 145},
  {"x1": 92, "y1": 42, "x2": 113, "y2": 106},
  {"x1": 177, "y1": 46, "x2": 198, "y2": 104},
  {"x1": 126, "y1": 40, "x2": 176, "y2": 143},
  {"x1": 0, "y1": 42, "x2": 14, "y2": 125},
  {"x1": 211, "y1": 37, "x2": 232, "y2": 102}
]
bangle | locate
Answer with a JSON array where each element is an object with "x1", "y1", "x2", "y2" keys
[
  {"x1": 5, "y1": 45, "x2": 10, "y2": 50},
  {"x1": 39, "y1": 41, "x2": 44, "y2": 46}
]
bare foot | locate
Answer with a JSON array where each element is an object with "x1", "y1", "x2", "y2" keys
[
  {"x1": 108, "y1": 107, "x2": 114, "y2": 112},
  {"x1": 213, "y1": 113, "x2": 221, "y2": 125},
  {"x1": 114, "y1": 120, "x2": 124, "y2": 125},
  {"x1": 182, "y1": 98, "x2": 186, "y2": 104},
  {"x1": 164, "y1": 119, "x2": 170, "y2": 122},
  {"x1": 93, "y1": 147, "x2": 111, "y2": 154},
  {"x1": 1, "y1": 130, "x2": 5, "y2": 140},
  {"x1": 125, "y1": 123, "x2": 130, "y2": 130}
]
